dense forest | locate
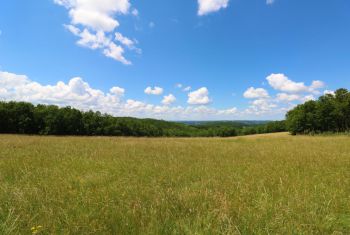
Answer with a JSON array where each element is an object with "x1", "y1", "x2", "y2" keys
[
  {"x1": 286, "y1": 88, "x2": 350, "y2": 135},
  {"x1": 0, "y1": 101, "x2": 285, "y2": 137}
]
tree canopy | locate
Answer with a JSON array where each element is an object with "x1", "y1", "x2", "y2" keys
[{"x1": 286, "y1": 88, "x2": 350, "y2": 135}]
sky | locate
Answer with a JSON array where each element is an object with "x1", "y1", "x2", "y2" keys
[{"x1": 0, "y1": 0, "x2": 349, "y2": 120}]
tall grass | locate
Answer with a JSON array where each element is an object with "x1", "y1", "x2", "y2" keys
[{"x1": 0, "y1": 133, "x2": 349, "y2": 234}]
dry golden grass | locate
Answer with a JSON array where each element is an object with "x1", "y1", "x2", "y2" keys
[{"x1": 0, "y1": 133, "x2": 349, "y2": 234}]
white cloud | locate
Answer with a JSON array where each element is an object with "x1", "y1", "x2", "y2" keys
[
  {"x1": 4, "y1": 70, "x2": 322, "y2": 120},
  {"x1": 70, "y1": 8, "x2": 119, "y2": 32},
  {"x1": 162, "y1": 94, "x2": 176, "y2": 105},
  {"x1": 310, "y1": 80, "x2": 325, "y2": 90},
  {"x1": 175, "y1": 84, "x2": 191, "y2": 92},
  {"x1": 251, "y1": 99, "x2": 277, "y2": 111},
  {"x1": 55, "y1": 0, "x2": 130, "y2": 31},
  {"x1": 64, "y1": 25, "x2": 132, "y2": 64},
  {"x1": 276, "y1": 93, "x2": 318, "y2": 103},
  {"x1": 0, "y1": 71, "x2": 29, "y2": 89},
  {"x1": 240, "y1": 73, "x2": 327, "y2": 117},
  {"x1": 0, "y1": 71, "x2": 124, "y2": 109},
  {"x1": 188, "y1": 87, "x2": 211, "y2": 105},
  {"x1": 324, "y1": 90, "x2": 335, "y2": 95},
  {"x1": 110, "y1": 86, "x2": 125, "y2": 96},
  {"x1": 55, "y1": 0, "x2": 136, "y2": 64},
  {"x1": 183, "y1": 86, "x2": 192, "y2": 92},
  {"x1": 266, "y1": 73, "x2": 325, "y2": 94},
  {"x1": 103, "y1": 42, "x2": 131, "y2": 65},
  {"x1": 266, "y1": 74, "x2": 308, "y2": 93},
  {"x1": 217, "y1": 107, "x2": 237, "y2": 115},
  {"x1": 75, "y1": 28, "x2": 110, "y2": 49},
  {"x1": 115, "y1": 32, "x2": 134, "y2": 48},
  {"x1": 0, "y1": 70, "x2": 243, "y2": 120},
  {"x1": 115, "y1": 32, "x2": 141, "y2": 54},
  {"x1": 243, "y1": 87, "x2": 269, "y2": 99},
  {"x1": 131, "y1": 9, "x2": 139, "y2": 16},
  {"x1": 276, "y1": 93, "x2": 301, "y2": 102},
  {"x1": 303, "y1": 95, "x2": 315, "y2": 102},
  {"x1": 198, "y1": 0, "x2": 229, "y2": 15},
  {"x1": 115, "y1": 32, "x2": 135, "y2": 48},
  {"x1": 144, "y1": 86, "x2": 164, "y2": 95},
  {"x1": 243, "y1": 98, "x2": 280, "y2": 116},
  {"x1": 65, "y1": 24, "x2": 81, "y2": 35},
  {"x1": 197, "y1": 0, "x2": 275, "y2": 15}
]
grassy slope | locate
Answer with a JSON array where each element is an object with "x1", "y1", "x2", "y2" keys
[{"x1": 0, "y1": 133, "x2": 349, "y2": 234}]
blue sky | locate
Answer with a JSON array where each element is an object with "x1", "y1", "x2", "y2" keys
[{"x1": 0, "y1": 0, "x2": 349, "y2": 120}]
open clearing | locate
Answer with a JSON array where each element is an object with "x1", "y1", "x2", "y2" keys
[{"x1": 0, "y1": 133, "x2": 349, "y2": 234}]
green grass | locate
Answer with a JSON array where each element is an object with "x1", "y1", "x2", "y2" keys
[{"x1": 0, "y1": 133, "x2": 349, "y2": 234}]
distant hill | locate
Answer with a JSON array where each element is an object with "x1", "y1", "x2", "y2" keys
[{"x1": 177, "y1": 120, "x2": 271, "y2": 127}]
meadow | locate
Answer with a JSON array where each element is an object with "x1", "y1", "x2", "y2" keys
[{"x1": 0, "y1": 133, "x2": 349, "y2": 234}]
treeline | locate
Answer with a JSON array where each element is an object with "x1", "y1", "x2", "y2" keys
[
  {"x1": 193, "y1": 120, "x2": 286, "y2": 136},
  {"x1": 286, "y1": 88, "x2": 350, "y2": 135},
  {"x1": 238, "y1": 121, "x2": 286, "y2": 135},
  {"x1": 0, "y1": 101, "x2": 285, "y2": 137}
]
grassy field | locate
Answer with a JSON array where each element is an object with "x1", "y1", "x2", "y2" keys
[{"x1": 0, "y1": 133, "x2": 349, "y2": 234}]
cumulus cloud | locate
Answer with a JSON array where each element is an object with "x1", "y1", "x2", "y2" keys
[
  {"x1": 3, "y1": 69, "x2": 321, "y2": 120},
  {"x1": 54, "y1": 0, "x2": 130, "y2": 31},
  {"x1": 188, "y1": 87, "x2": 211, "y2": 105},
  {"x1": 267, "y1": 74, "x2": 308, "y2": 93},
  {"x1": 276, "y1": 93, "x2": 300, "y2": 102},
  {"x1": 0, "y1": 71, "x2": 124, "y2": 109},
  {"x1": 304, "y1": 95, "x2": 316, "y2": 101},
  {"x1": 266, "y1": 73, "x2": 325, "y2": 94},
  {"x1": 198, "y1": 0, "x2": 229, "y2": 16},
  {"x1": 243, "y1": 98, "x2": 275, "y2": 116},
  {"x1": 198, "y1": 0, "x2": 276, "y2": 15},
  {"x1": 65, "y1": 26, "x2": 110, "y2": 49},
  {"x1": 243, "y1": 87, "x2": 269, "y2": 99},
  {"x1": 324, "y1": 90, "x2": 335, "y2": 95},
  {"x1": 240, "y1": 73, "x2": 327, "y2": 116},
  {"x1": 64, "y1": 25, "x2": 131, "y2": 64},
  {"x1": 0, "y1": 71, "x2": 29, "y2": 89},
  {"x1": 55, "y1": 0, "x2": 137, "y2": 64},
  {"x1": 252, "y1": 99, "x2": 277, "y2": 111},
  {"x1": 110, "y1": 86, "x2": 125, "y2": 96},
  {"x1": 162, "y1": 94, "x2": 176, "y2": 105},
  {"x1": 240, "y1": 72, "x2": 328, "y2": 116},
  {"x1": 103, "y1": 42, "x2": 130, "y2": 64},
  {"x1": 276, "y1": 93, "x2": 318, "y2": 103},
  {"x1": 310, "y1": 80, "x2": 325, "y2": 90},
  {"x1": 0, "y1": 70, "x2": 243, "y2": 120},
  {"x1": 144, "y1": 86, "x2": 164, "y2": 95}
]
